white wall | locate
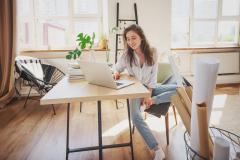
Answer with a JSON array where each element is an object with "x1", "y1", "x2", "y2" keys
[{"x1": 107, "y1": 0, "x2": 171, "y2": 62}]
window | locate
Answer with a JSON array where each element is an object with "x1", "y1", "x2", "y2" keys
[
  {"x1": 17, "y1": 0, "x2": 102, "y2": 50},
  {"x1": 171, "y1": 0, "x2": 240, "y2": 48}
]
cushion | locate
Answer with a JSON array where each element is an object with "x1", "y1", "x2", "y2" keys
[
  {"x1": 144, "y1": 102, "x2": 170, "y2": 117},
  {"x1": 157, "y1": 63, "x2": 173, "y2": 83}
]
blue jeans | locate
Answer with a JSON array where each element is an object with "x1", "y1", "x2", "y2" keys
[
  {"x1": 152, "y1": 84, "x2": 177, "y2": 104},
  {"x1": 130, "y1": 84, "x2": 177, "y2": 149}
]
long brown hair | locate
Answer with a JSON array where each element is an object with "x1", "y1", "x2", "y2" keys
[{"x1": 123, "y1": 24, "x2": 154, "y2": 67}]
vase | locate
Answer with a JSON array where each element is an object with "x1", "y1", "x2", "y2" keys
[{"x1": 88, "y1": 49, "x2": 96, "y2": 61}]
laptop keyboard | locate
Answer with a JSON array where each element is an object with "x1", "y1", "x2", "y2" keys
[{"x1": 116, "y1": 82, "x2": 123, "y2": 86}]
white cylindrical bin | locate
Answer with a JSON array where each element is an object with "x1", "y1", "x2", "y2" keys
[{"x1": 213, "y1": 137, "x2": 230, "y2": 160}]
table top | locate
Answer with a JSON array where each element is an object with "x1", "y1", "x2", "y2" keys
[{"x1": 40, "y1": 76, "x2": 150, "y2": 105}]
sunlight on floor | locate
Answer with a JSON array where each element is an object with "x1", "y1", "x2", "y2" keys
[
  {"x1": 102, "y1": 119, "x2": 129, "y2": 137},
  {"x1": 146, "y1": 117, "x2": 165, "y2": 132},
  {"x1": 210, "y1": 111, "x2": 223, "y2": 125},
  {"x1": 210, "y1": 94, "x2": 227, "y2": 125},
  {"x1": 212, "y1": 94, "x2": 227, "y2": 108},
  {"x1": 146, "y1": 115, "x2": 176, "y2": 133}
]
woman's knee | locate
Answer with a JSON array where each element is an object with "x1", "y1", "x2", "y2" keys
[{"x1": 152, "y1": 84, "x2": 177, "y2": 96}]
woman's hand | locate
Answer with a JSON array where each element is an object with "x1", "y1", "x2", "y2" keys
[
  {"x1": 114, "y1": 71, "x2": 120, "y2": 80},
  {"x1": 143, "y1": 97, "x2": 153, "y2": 107},
  {"x1": 143, "y1": 87, "x2": 154, "y2": 107}
]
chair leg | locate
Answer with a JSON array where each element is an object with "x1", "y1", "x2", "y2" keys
[
  {"x1": 165, "y1": 113, "x2": 169, "y2": 145},
  {"x1": 172, "y1": 105, "x2": 178, "y2": 125},
  {"x1": 51, "y1": 104, "x2": 56, "y2": 115},
  {"x1": 80, "y1": 102, "x2": 82, "y2": 113},
  {"x1": 23, "y1": 86, "x2": 32, "y2": 108}
]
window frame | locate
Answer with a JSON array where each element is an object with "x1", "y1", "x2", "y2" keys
[
  {"x1": 171, "y1": 0, "x2": 240, "y2": 49},
  {"x1": 18, "y1": 0, "x2": 103, "y2": 51}
]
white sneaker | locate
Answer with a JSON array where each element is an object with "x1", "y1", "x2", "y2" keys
[{"x1": 153, "y1": 148, "x2": 166, "y2": 160}]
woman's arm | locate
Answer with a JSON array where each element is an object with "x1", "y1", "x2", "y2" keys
[
  {"x1": 144, "y1": 51, "x2": 158, "y2": 106},
  {"x1": 115, "y1": 53, "x2": 127, "y2": 73},
  {"x1": 114, "y1": 53, "x2": 127, "y2": 79}
]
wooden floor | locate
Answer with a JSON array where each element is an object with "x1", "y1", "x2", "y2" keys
[{"x1": 0, "y1": 84, "x2": 239, "y2": 160}]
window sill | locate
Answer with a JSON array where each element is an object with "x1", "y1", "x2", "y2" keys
[
  {"x1": 20, "y1": 48, "x2": 109, "y2": 53},
  {"x1": 171, "y1": 46, "x2": 240, "y2": 53},
  {"x1": 19, "y1": 48, "x2": 109, "y2": 59}
]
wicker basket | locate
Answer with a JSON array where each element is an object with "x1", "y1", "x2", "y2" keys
[{"x1": 184, "y1": 127, "x2": 240, "y2": 160}]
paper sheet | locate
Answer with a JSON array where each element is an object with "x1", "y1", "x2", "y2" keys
[
  {"x1": 177, "y1": 87, "x2": 192, "y2": 115},
  {"x1": 172, "y1": 94, "x2": 191, "y2": 133},
  {"x1": 190, "y1": 57, "x2": 219, "y2": 153},
  {"x1": 185, "y1": 86, "x2": 193, "y2": 102}
]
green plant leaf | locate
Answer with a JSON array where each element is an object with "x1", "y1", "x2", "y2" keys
[
  {"x1": 76, "y1": 50, "x2": 81, "y2": 57},
  {"x1": 89, "y1": 32, "x2": 95, "y2": 49},
  {"x1": 66, "y1": 54, "x2": 72, "y2": 59},
  {"x1": 81, "y1": 43, "x2": 86, "y2": 49},
  {"x1": 92, "y1": 32, "x2": 96, "y2": 40},
  {"x1": 86, "y1": 36, "x2": 91, "y2": 42},
  {"x1": 66, "y1": 47, "x2": 82, "y2": 60},
  {"x1": 75, "y1": 32, "x2": 96, "y2": 50},
  {"x1": 74, "y1": 48, "x2": 78, "y2": 52},
  {"x1": 81, "y1": 39, "x2": 86, "y2": 44},
  {"x1": 77, "y1": 33, "x2": 83, "y2": 39}
]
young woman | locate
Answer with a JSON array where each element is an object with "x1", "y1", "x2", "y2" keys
[{"x1": 114, "y1": 24, "x2": 176, "y2": 160}]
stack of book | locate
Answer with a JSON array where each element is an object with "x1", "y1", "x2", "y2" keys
[{"x1": 67, "y1": 67, "x2": 85, "y2": 81}]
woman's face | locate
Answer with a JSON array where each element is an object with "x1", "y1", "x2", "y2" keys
[{"x1": 126, "y1": 30, "x2": 142, "y2": 50}]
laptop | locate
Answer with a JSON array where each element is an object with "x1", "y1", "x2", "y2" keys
[
  {"x1": 79, "y1": 61, "x2": 134, "y2": 89},
  {"x1": 168, "y1": 55, "x2": 184, "y2": 87}
]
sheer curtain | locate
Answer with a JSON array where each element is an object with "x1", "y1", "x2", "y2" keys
[{"x1": 0, "y1": 0, "x2": 16, "y2": 108}]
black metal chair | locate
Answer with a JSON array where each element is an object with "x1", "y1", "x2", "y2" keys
[{"x1": 15, "y1": 56, "x2": 65, "y2": 115}]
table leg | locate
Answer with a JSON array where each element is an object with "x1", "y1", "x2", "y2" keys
[
  {"x1": 127, "y1": 99, "x2": 135, "y2": 160},
  {"x1": 66, "y1": 103, "x2": 70, "y2": 160},
  {"x1": 65, "y1": 100, "x2": 133, "y2": 160},
  {"x1": 97, "y1": 101, "x2": 103, "y2": 160}
]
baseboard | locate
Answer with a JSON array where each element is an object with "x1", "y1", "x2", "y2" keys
[{"x1": 185, "y1": 74, "x2": 240, "y2": 85}]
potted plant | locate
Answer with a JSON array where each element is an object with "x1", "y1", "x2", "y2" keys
[{"x1": 66, "y1": 32, "x2": 95, "y2": 60}]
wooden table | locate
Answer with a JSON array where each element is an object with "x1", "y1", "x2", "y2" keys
[{"x1": 40, "y1": 77, "x2": 150, "y2": 160}]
